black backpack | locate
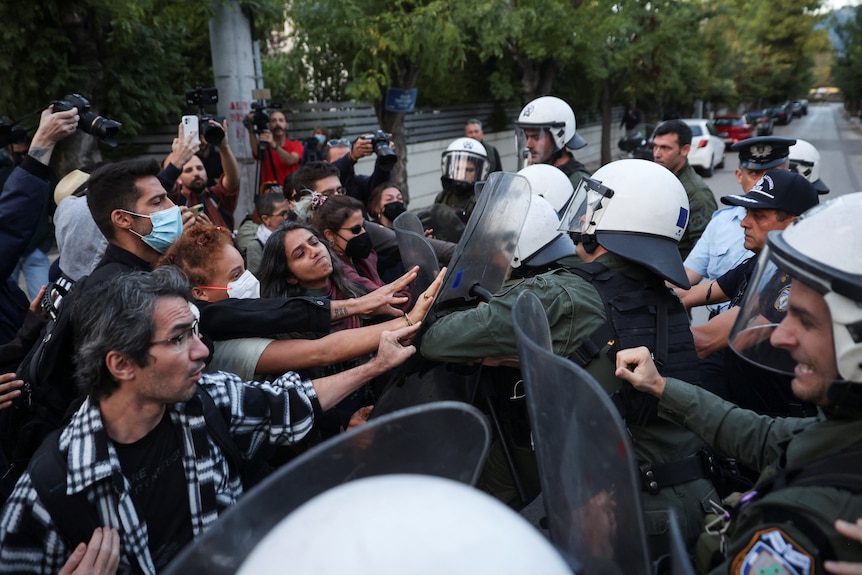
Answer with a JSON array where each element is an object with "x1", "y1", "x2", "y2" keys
[{"x1": 0, "y1": 275, "x2": 87, "y2": 481}]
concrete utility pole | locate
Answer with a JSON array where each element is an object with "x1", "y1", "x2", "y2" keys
[{"x1": 209, "y1": 0, "x2": 258, "y2": 225}]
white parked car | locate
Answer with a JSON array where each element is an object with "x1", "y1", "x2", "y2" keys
[{"x1": 681, "y1": 118, "x2": 725, "y2": 177}]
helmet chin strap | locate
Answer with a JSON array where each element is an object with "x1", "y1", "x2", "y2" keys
[
  {"x1": 441, "y1": 178, "x2": 474, "y2": 196},
  {"x1": 574, "y1": 233, "x2": 600, "y2": 254}
]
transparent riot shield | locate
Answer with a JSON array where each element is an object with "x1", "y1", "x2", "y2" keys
[
  {"x1": 163, "y1": 401, "x2": 491, "y2": 575},
  {"x1": 372, "y1": 173, "x2": 531, "y2": 418},
  {"x1": 434, "y1": 171, "x2": 532, "y2": 307},
  {"x1": 393, "y1": 210, "x2": 439, "y2": 302},
  {"x1": 512, "y1": 290, "x2": 651, "y2": 575}
]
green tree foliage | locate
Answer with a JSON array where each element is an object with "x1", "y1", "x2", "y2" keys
[
  {"x1": 711, "y1": 0, "x2": 828, "y2": 106},
  {"x1": 832, "y1": 5, "x2": 862, "y2": 112},
  {"x1": 282, "y1": 0, "x2": 473, "y2": 198},
  {"x1": 0, "y1": 0, "x2": 217, "y2": 171},
  {"x1": 0, "y1": 1, "x2": 217, "y2": 133}
]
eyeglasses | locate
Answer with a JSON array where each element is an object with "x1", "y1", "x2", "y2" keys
[
  {"x1": 340, "y1": 224, "x2": 364, "y2": 235},
  {"x1": 327, "y1": 138, "x2": 351, "y2": 148},
  {"x1": 319, "y1": 186, "x2": 347, "y2": 196},
  {"x1": 149, "y1": 320, "x2": 200, "y2": 351},
  {"x1": 268, "y1": 210, "x2": 291, "y2": 219}
]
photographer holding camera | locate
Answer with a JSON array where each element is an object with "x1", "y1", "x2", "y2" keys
[
  {"x1": 324, "y1": 131, "x2": 395, "y2": 204},
  {"x1": 244, "y1": 109, "x2": 303, "y2": 191},
  {"x1": 0, "y1": 103, "x2": 78, "y2": 345},
  {"x1": 166, "y1": 118, "x2": 240, "y2": 230}
]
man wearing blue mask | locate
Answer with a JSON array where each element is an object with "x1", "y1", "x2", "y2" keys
[{"x1": 85, "y1": 158, "x2": 196, "y2": 284}]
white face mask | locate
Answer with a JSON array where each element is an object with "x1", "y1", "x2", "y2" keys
[{"x1": 227, "y1": 269, "x2": 260, "y2": 299}]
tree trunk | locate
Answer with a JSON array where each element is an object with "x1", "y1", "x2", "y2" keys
[
  {"x1": 601, "y1": 80, "x2": 613, "y2": 166},
  {"x1": 373, "y1": 58, "x2": 419, "y2": 204}
]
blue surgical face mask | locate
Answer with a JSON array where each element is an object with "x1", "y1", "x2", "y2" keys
[
  {"x1": 122, "y1": 205, "x2": 183, "y2": 254},
  {"x1": 314, "y1": 133, "x2": 326, "y2": 145}
]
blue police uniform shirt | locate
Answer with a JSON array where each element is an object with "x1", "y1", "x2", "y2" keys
[{"x1": 683, "y1": 206, "x2": 754, "y2": 314}]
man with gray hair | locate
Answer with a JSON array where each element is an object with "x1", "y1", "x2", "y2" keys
[{"x1": 0, "y1": 266, "x2": 419, "y2": 573}]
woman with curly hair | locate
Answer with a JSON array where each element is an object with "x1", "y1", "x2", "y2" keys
[{"x1": 159, "y1": 225, "x2": 439, "y2": 379}]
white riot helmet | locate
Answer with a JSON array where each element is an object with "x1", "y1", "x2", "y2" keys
[
  {"x1": 517, "y1": 163, "x2": 576, "y2": 215},
  {"x1": 559, "y1": 159, "x2": 690, "y2": 288},
  {"x1": 788, "y1": 139, "x2": 829, "y2": 194},
  {"x1": 511, "y1": 195, "x2": 576, "y2": 269},
  {"x1": 516, "y1": 96, "x2": 587, "y2": 161},
  {"x1": 441, "y1": 137, "x2": 489, "y2": 191},
  {"x1": 238, "y1": 475, "x2": 573, "y2": 574},
  {"x1": 729, "y1": 193, "x2": 862, "y2": 414}
]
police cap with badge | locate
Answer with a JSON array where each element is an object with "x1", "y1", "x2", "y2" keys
[
  {"x1": 730, "y1": 136, "x2": 797, "y2": 170},
  {"x1": 720, "y1": 169, "x2": 819, "y2": 216}
]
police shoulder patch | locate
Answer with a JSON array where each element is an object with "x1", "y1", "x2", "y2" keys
[{"x1": 731, "y1": 528, "x2": 814, "y2": 575}]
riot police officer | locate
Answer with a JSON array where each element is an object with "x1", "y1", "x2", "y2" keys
[
  {"x1": 616, "y1": 192, "x2": 862, "y2": 573},
  {"x1": 422, "y1": 159, "x2": 719, "y2": 556},
  {"x1": 514, "y1": 95, "x2": 590, "y2": 187},
  {"x1": 421, "y1": 137, "x2": 490, "y2": 243}
]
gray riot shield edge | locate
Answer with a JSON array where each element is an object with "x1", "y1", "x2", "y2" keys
[
  {"x1": 435, "y1": 172, "x2": 532, "y2": 306},
  {"x1": 512, "y1": 290, "x2": 651, "y2": 575},
  {"x1": 163, "y1": 401, "x2": 491, "y2": 575},
  {"x1": 393, "y1": 210, "x2": 439, "y2": 301}
]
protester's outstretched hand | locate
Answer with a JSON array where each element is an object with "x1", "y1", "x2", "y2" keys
[
  {"x1": 406, "y1": 267, "x2": 446, "y2": 325},
  {"x1": 353, "y1": 266, "x2": 418, "y2": 317},
  {"x1": 58, "y1": 527, "x2": 120, "y2": 575},
  {"x1": 372, "y1": 322, "x2": 420, "y2": 370}
]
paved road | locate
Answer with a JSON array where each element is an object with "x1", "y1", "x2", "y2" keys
[{"x1": 703, "y1": 102, "x2": 862, "y2": 202}]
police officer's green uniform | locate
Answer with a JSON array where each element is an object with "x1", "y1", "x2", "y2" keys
[
  {"x1": 675, "y1": 160, "x2": 717, "y2": 260},
  {"x1": 423, "y1": 252, "x2": 719, "y2": 556},
  {"x1": 557, "y1": 156, "x2": 590, "y2": 191},
  {"x1": 657, "y1": 378, "x2": 862, "y2": 574}
]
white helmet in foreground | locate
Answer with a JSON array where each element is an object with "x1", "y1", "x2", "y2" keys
[
  {"x1": 511, "y1": 195, "x2": 576, "y2": 269},
  {"x1": 517, "y1": 163, "x2": 576, "y2": 215},
  {"x1": 559, "y1": 159, "x2": 690, "y2": 288},
  {"x1": 239, "y1": 475, "x2": 573, "y2": 574}
]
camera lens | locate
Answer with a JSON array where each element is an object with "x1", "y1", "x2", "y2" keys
[{"x1": 86, "y1": 115, "x2": 122, "y2": 148}]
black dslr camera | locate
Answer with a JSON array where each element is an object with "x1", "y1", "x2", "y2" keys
[
  {"x1": 185, "y1": 87, "x2": 226, "y2": 147},
  {"x1": 362, "y1": 129, "x2": 397, "y2": 168},
  {"x1": 250, "y1": 101, "x2": 270, "y2": 135},
  {"x1": 51, "y1": 94, "x2": 122, "y2": 148}
]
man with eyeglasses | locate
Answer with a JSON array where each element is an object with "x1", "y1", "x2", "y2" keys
[
  {"x1": 244, "y1": 191, "x2": 292, "y2": 275},
  {"x1": 0, "y1": 266, "x2": 420, "y2": 573},
  {"x1": 323, "y1": 134, "x2": 393, "y2": 204}
]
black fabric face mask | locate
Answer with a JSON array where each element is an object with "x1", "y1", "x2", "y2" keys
[
  {"x1": 344, "y1": 232, "x2": 374, "y2": 259},
  {"x1": 382, "y1": 201, "x2": 406, "y2": 222}
]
